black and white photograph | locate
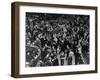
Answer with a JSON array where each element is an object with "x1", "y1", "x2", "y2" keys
[
  {"x1": 11, "y1": 2, "x2": 97, "y2": 77},
  {"x1": 25, "y1": 12, "x2": 90, "y2": 67}
]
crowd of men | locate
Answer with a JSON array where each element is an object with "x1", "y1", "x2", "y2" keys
[{"x1": 25, "y1": 13, "x2": 90, "y2": 67}]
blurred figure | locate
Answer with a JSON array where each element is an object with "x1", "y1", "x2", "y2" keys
[
  {"x1": 60, "y1": 51, "x2": 65, "y2": 65},
  {"x1": 68, "y1": 49, "x2": 75, "y2": 65}
]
